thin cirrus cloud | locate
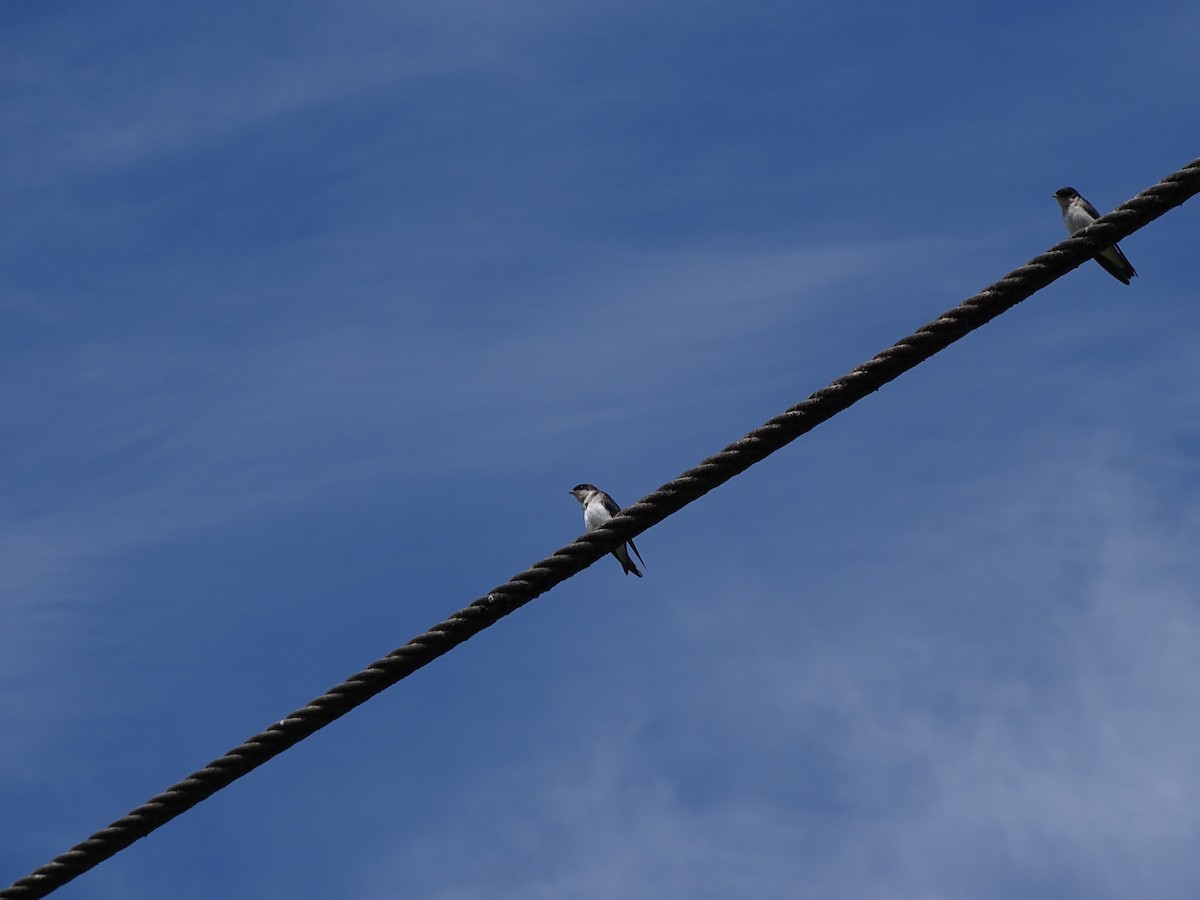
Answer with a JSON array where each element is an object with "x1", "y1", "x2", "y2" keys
[{"x1": 358, "y1": 448, "x2": 1200, "y2": 900}]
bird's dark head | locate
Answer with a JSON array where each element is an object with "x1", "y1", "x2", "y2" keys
[
  {"x1": 570, "y1": 484, "x2": 597, "y2": 502},
  {"x1": 1053, "y1": 186, "x2": 1079, "y2": 210}
]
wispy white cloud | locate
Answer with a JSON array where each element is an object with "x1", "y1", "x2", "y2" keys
[
  {"x1": 1, "y1": 4, "x2": 583, "y2": 184},
  {"x1": 355, "y1": 438, "x2": 1200, "y2": 900}
]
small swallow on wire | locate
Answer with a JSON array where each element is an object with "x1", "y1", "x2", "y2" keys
[
  {"x1": 1053, "y1": 187, "x2": 1137, "y2": 284},
  {"x1": 569, "y1": 484, "x2": 646, "y2": 577}
]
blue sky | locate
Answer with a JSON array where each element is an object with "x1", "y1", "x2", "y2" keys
[{"x1": 3, "y1": 2, "x2": 1200, "y2": 897}]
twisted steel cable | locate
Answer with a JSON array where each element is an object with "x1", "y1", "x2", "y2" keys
[{"x1": 4, "y1": 156, "x2": 1198, "y2": 899}]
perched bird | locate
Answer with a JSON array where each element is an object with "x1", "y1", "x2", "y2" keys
[
  {"x1": 569, "y1": 484, "x2": 646, "y2": 577},
  {"x1": 1053, "y1": 187, "x2": 1137, "y2": 285}
]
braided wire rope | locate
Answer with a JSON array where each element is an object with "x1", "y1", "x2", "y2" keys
[{"x1": 4, "y1": 156, "x2": 1198, "y2": 899}]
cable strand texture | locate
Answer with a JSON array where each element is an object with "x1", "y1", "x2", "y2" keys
[{"x1": 4, "y1": 155, "x2": 1198, "y2": 900}]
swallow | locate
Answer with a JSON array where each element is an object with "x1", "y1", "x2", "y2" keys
[
  {"x1": 1053, "y1": 187, "x2": 1137, "y2": 284},
  {"x1": 569, "y1": 484, "x2": 646, "y2": 577}
]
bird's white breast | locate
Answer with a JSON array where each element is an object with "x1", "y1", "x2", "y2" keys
[
  {"x1": 584, "y1": 499, "x2": 612, "y2": 531},
  {"x1": 1063, "y1": 203, "x2": 1095, "y2": 235}
]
